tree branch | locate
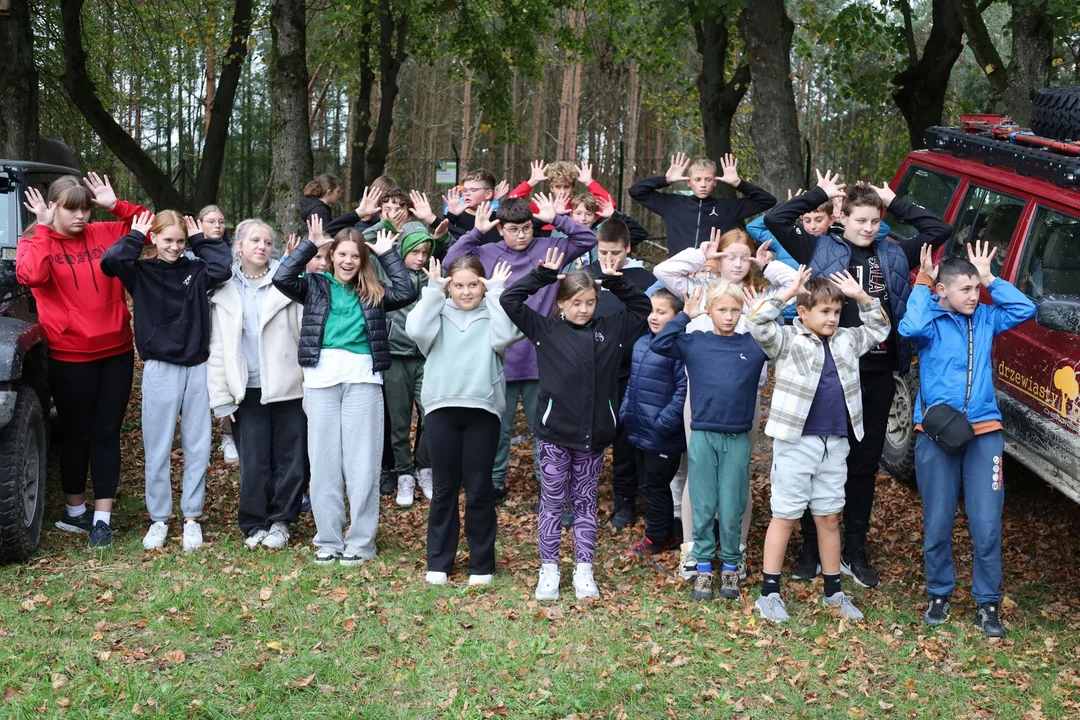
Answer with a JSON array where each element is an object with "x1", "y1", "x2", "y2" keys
[
  {"x1": 960, "y1": 0, "x2": 1008, "y2": 94},
  {"x1": 898, "y1": 0, "x2": 919, "y2": 68}
]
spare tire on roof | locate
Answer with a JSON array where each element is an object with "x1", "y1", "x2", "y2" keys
[{"x1": 1030, "y1": 86, "x2": 1080, "y2": 141}]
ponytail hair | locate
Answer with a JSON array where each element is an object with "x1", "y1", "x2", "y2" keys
[{"x1": 302, "y1": 174, "x2": 341, "y2": 199}]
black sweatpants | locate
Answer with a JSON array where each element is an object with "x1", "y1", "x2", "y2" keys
[
  {"x1": 425, "y1": 407, "x2": 499, "y2": 575},
  {"x1": 635, "y1": 448, "x2": 682, "y2": 546},
  {"x1": 800, "y1": 368, "x2": 896, "y2": 552},
  {"x1": 49, "y1": 349, "x2": 135, "y2": 500},
  {"x1": 233, "y1": 389, "x2": 307, "y2": 535},
  {"x1": 611, "y1": 375, "x2": 638, "y2": 503}
]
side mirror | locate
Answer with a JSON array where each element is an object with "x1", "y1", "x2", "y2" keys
[{"x1": 1036, "y1": 297, "x2": 1080, "y2": 335}]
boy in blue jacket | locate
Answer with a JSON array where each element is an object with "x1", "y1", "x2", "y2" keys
[
  {"x1": 899, "y1": 241, "x2": 1035, "y2": 638},
  {"x1": 620, "y1": 288, "x2": 688, "y2": 557}
]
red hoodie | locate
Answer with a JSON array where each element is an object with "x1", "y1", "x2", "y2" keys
[{"x1": 16, "y1": 200, "x2": 145, "y2": 362}]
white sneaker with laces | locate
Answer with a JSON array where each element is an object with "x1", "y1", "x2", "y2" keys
[
  {"x1": 142, "y1": 521, "x2": 168, "y2": 550},
  {"x1": 182, "y1": 520, "x2": 203, "y2": 552},
  {"x1": 755, "y1": 592, "x2": 791, "y2": 623},
  {"x1": 535, "y1": 563, "x2": 560, "y2": 601},
  {"x1": 426, "y1": 571, "x2": 448, "y2": 585},
  {"x1": 417, "y1": 468, "x2": 433, "y2": 500},
  {"x1": 396, "y1": 475, "x2": 415, "y2": 507},
  {"x1": 261, "y1": 522, "x2": 290, "y2": 549},
  {"x1": 469, "y1": 574, "x2": 493, "y2": 586},
  {"x1": 244, "y1": 528, "x2": 269, "y2": 549},
  {"x1": 572, "y1": 562, "x2": 600, "y2": 599},
  {"x1": 221, "y1": 435, "x2": 239, "y2": 465}
]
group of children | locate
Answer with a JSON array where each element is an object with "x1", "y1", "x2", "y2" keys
[{"x1": 18, "y1": 152, "x2": 1035, "y2": 636}]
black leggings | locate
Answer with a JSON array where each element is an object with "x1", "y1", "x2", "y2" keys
[{"x1": 48, "y1": 350, "x2": 135, "y2": 500}]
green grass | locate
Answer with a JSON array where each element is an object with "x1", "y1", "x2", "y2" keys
[{"x1": 3, "y1": 405, "x2": 1080, "y2": 718}]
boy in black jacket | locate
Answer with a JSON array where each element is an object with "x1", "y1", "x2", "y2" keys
[
  {"x1": 101, "y1": 210, "x2": 232, "y2": 553},
  {"x1": 763, "y1": 171, "x2": 952, "y2": 587},
  {"x1": 629, "y1": 152, "x2": 776, "y2": 256}
]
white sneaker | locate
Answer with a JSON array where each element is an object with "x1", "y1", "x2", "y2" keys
[
  {"x1": 417, "y1": 468, "x2": 433, "y2": 501},
  {"x1": 426, "y1": 571, "x2": 448, "y2": 585},
  {"x1": 572, "y1": 562, "x2": 599, "y2": 599},
  {"x1": 469, "y1": 574, "x2": 493, "y2": 586},
  {"x1": 142, "y1": 521, "x2": 168, "y2": 550},
  {"x1": 221, "y1": 435, "x2": 239, "y2": 465},
  {"x1": 244, "y1": 528, "x2": 269, "y2": 549},
  {"x1": 396, "y1": 475, "x2": 415, "y2": 507},
  {"x1": 261, "y1": 522, "x2": 290, "y2": 549},
  {"x1": 535, "y1": 563, "x2": 560, "y2": 601},
  {"x1": 182, "y1": 520, "x2": 203, "y2": 552}
]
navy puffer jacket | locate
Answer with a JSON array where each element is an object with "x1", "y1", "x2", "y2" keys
[
  {"x1": 619, "y1": 333, "x2": 687, "y2": 455},
  {"x1": 272, "y1": 238, "x2": 416, "y2": 371}
]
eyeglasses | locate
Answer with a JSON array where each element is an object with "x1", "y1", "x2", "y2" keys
[
  {"x1": 462, "y1": 185, "x2": 491, "y2": 194},
  {"x1": 502, "y1": 225, "x2": 531, "y2": 236}
]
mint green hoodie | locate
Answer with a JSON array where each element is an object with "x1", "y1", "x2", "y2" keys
[{"x1": 404, "y1": 282, "x2": 523, "y2": 418}]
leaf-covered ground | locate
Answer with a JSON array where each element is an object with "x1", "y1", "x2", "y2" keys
[{"x1": 2, "y1": 372, "x2": 1080, "y2": 719}]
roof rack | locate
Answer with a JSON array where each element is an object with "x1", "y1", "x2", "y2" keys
[{"x1": 924, "y1": 115, "x2": 1080, "y2": 189}]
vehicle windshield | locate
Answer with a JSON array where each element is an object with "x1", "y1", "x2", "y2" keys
[
  {"x1": 0, "y1": 181, "x2": 18, "y2": 250},
  {"x1": 887, "y1": 165, "x2": 959, "y2": 242}
]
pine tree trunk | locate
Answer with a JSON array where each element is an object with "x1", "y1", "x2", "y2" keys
[{"x1": 269, "y1": 0, "x2": 313, "y2": 237}]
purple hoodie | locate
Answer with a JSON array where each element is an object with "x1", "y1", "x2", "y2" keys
[{"x1": 443, "y1": 214, "x2": 596, "y2": 382}]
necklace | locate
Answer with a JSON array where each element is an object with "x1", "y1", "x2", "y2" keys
[{"x1": 242, "y1": 266, "x2": 270, "y2": 281}]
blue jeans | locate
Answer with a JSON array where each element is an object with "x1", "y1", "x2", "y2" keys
[{"x1": 915, "y1": 431, "x2": 1005, "y2": 604}]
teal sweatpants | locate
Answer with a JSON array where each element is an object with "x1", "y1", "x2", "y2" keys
[{"x1": 687, "y1": 430, "x2": 750, "y2": 566}]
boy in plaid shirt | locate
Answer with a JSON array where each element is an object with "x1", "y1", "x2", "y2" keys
[{"x1": 744, "y1": 266, "x2": 890, "y2": 622}]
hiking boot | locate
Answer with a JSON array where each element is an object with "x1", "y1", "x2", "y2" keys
[
  {"x1": 535, "y1": 563, "x2": 560, "y2": 601},
  {"x1": 88, "y1": 521, "x2": 114, "y2": 549},
  {"x1": 417, "y1": 468, "x2": 433, "y2": 501},
  {"x1": 573, "y1": 563, "x2": 600, "y2": 599},
  {"x1": 610, "y1": 497, "x2": 634, "y2": 531},
  {"x1": 56, "y1": 510, "x2": 92, "y2": 534},
  {"x1": 396, "y1": 474, "x2": 415, "y2": 507},
  {"x1": 679, "y1": 541, "x2": 697, "y2": 580},
  {"x1": 142, "y1": 521, "x2": 168, "y2": 550},
  {"x1": 791, "y1": 543, "x2": 820, "y2": 581},
  {"x1": 840, "y1": 547, "x2": 880, "y2": 588},
  {"x1": 737, "y1": 556, "x2": 748, "y2": 582},
  {"x1": 379, "y1": 469, "x2": 396, "y2": 495},
  {"x1": 823, "y1": 591, "x2": 864, "y2": 620},
  {"x1": 691, "y1": 572, "x2": 714, "y2": 601},
  {"x1": 974, "y1": 602, "x2": 1007, "y2": 638},
  {"x1": 719, "y1": 570, "x2": 740, "y2": 600},
  {"x1": 244, "y1": 528, "x2": 269, "y2": 550},
  {"x1": 923, "y1": 595, "x2": 951, "y2": 626},
  {"x1": 261, "y1": 522, "x2": 290, "y2": 549},
  {"x1": 755, "y1": 593, "x2": 790, "y2": 622}
]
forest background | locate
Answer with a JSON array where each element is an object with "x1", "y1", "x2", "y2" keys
[{"x1": 2, "y1": 0, "x2": 1080, "y2": 240}]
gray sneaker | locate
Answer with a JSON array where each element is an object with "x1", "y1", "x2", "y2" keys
[
  {"x1": 823, "y1": 591, "x2": 864, "y2": 620},
  {"x1": 755, "y1": 592, "x2": 790, "y2": 622}
]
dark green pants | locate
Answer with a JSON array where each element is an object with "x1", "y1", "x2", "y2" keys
[
  {"x1": 688, "y1": 430, "x2": 750, "y2": 566},
  {"x1": 385, "y1": 356, "x2": 429, "y2": 475}
]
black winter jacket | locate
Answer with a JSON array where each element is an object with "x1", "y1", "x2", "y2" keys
[
  {"x1": 271, "y1": 238, "x2": 416, "y2": 371},
  {"x1": 500, "y1": 266, "x2": 651, "y2": 451},
  {"x1": 300, "y1": 197, "x2": 334, "y2": 227}
]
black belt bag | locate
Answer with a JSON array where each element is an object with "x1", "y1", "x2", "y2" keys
[{"x1": 920, "y1": 317, "x2": 975, "y2": 455}]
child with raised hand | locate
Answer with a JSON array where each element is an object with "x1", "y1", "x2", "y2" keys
[
  {"x1": 651, "y1": 281, "x2": 768, "y2": 601},
  {"x1": 300, "y1": 174, "x2": 342, "y2": 226},
  {"x1": 322, "y1": 183, "x2": 389, "y2": 236},
  {"x1": 501, "y1": 248, "x2": 651, "y2": 600},
  {"x1": 443, "y1": 193, "x2": 598, "y2": 501},
  {"x1": 101, "y1": 210, "x2": 233, "y2": 552},
  {"x1": 405, "y1": 257, "x2": 523, "y2": 586},
  {"x1": 899, "y1": 242, "x2": 1035, "y2": 638},
  {"x1": 744, "y1": 265, "x2": 890, "y2": 623},
  {"x1": 273, "y1": 223, "x2": 416, "y2": 565},
  {"x1": 509, "y1": 160, "x2": 616, "y2": 208},
  {"x1": 629, "y1": 152, "x2": 776, "y2": 256},
  {"x1": 19, "y1": 173, "x2": 148, "y2": 548},
  {"x1": 420, "y1": 170, "x2": 508, "y2": 244}
]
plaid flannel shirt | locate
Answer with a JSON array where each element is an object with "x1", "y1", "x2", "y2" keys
[{"x1": 746, "y1": 297, "x2": 890, "y2": 442}]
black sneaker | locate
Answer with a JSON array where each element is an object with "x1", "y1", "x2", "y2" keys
[
  {"x1": 974, "y1": 602, "x2": 1007, "y2": 638},
  {"x1": 379, "y1": 470, "x2": 395, "y2": 495},
  {"x1": 492, "y1": 484, "x2": 507, "y2": 503},
  {"x1": 923, "y1": 595, "x2": 951, "y2": 626},
  {"x1": 840, "y1": 547, "x2": 880, "y2": 588},
  {"x1": 88, "y1": 521, "x2": 114, "y2": 549},
  {"x1": 691, "y1": 572, "x2": 714, "y2": 600},
  {"x1": 56, "y1": 511, "x2": 92, "y2": 534},
  {"x1": 791, "y1": 544, "x2": 820, "y2": 581},
  {"x1": 610, "y1": 497, "x2": 634, "y2": 531}
]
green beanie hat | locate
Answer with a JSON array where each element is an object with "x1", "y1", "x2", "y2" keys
[{"x1": 398, "y1": 220, "x2": 434, "y2": 257}]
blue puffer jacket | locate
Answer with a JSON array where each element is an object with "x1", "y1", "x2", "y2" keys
[{"x1": 619, "y1": 334, "x2": 688, "y2": 455}]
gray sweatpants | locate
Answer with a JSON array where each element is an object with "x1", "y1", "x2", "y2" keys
[
  {"x1": 304, "y1": 382, "x2": 383, "y2": 558},
  {"x1": 142, "y1": 360, "x2": 210, "y2": 522}
]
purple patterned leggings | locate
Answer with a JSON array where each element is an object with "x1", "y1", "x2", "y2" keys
[{"x1": 536, "y1": 439, "x2": 606, "y2": 563}]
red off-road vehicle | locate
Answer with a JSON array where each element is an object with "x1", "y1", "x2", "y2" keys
[{"x1": 881, "y1": 87, "x2": 1080, "y2": 502}]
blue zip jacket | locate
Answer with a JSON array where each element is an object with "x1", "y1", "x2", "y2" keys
[
  {"x1": 746, "y1": 215, "x2": 893, "y2": 269},
  {"x1": 898, "y1": 277, "x2": 1035, "y2": 424},
  {"x1": 619, "y1": 333, "x2": 687, "y2": 455}
]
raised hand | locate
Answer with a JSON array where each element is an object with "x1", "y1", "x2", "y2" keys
[
  {"x1": 597, "y1": 197, "x2": 615, "y2": 219},
  {"x1": 356, "y1": 185, "x2": 383, "y2": 219},
  {"x1": 683, "y1": 286, "x2": 706, "y2": 319},
  {"x1": 786, "y1": 188, "x2": 805, "y2": 201},
  {"x1": 83, "y1": 172, "x2": 118, "y2": 210},
  {"x1": 665, "y1": 152, "x2": 690, "y2": 184},
  {"x1": 919, "y1": 243, "x2": 938, "y2": 283},
  {"x1": 872, "y1": 181, "x2": 896, "y2": 208},
  {"x1": 432, "y1": 218, "x2": 450, "y2": 238},
  {"x1": 493, "y1": 179, "x2": 510, "y2": 201},
  {"x1": 131, "y1": 210, "x2": 155, "y2": 236},
  {"x1": 409, "y1": 190, "x2": 437, "y2": 225},
  {"x1": 473, "y1": 200, "x2": 499, "y2": 234},
  {"x1": 598, "y1": 252, "x2": 623, "y2": 276},
  {"x1": 528, "y1": 160, "x2": 549, "y2": 186},
  {"x1": 386, "y1": 205, "x2": 409, "y2": 230},
  {"x1": 285, "y1": 233, "x2": 300, "y2": 255},
  {"x1": 539, "y1": 246, "x2": 566, "y2": 272},
  {"x1": 752, "y1": 238, "x2": 774, "y2": 269},
  {"x1": 829, "y1": 269, "x2": 871, "y2": 302},
  {"x1": 779, "y1": 264, "x2": 813, "y2": 303},
  {"x1": 967, "y1": 239, "x2": 998, "y2": 285},
  {"x1": 741, "y1": 283, "x2": 761, "y2": 308},
  {"x1": 553, "y1": 189, "x2": 572, "y2": 216},
  {"x1": 576, "y1": 161, "x2": 593, "y2": 186},
  {"x1": 532, "y1": 192, "x2": 557, "y2": 224},
  {"x1": 482, "y1": 260, "x2": 513, "y2": 286},
  {"x1": 183, "y1": 215, "x2": 200, "y2": 237},
  {"x1": 307, "y1": 214, "x2": 331, "y2": 247},
  {"x1": 815, "y1": 169, "x2": 847, "y2": 200},
  {"x1": 367, "y1": 228, "x2": 396, "y2": 256},
  {"x1": 423, "y1": 256, "x2": 448, "y2": 286},
  {"x1": 717, "y1": 154, "x2": 741, "y2": 186},
  {"x1": 701, "y1": 227, "x2": 723, "y2": 260},
  {"x1": 22, "y1": 187, "x2": 54, "y2": 226},
  {"x1": 442, "y1": 186, "x2": 463, "y2": 216}
]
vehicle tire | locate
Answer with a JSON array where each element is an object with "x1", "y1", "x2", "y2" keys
[
  {"x1": 0, "y1": 389, "x2": 47, "y2": 564},
  {"x1": 1030, "y1": 86, "x2": 1080, "y2": 141},
  {"x1": 881, "y1": 366, "x2": 919, "y2": 486}
]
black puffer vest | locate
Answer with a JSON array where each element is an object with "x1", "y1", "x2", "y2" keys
[{"x1": 272, "y1": 238, "x2": 416, "y2": 371}]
